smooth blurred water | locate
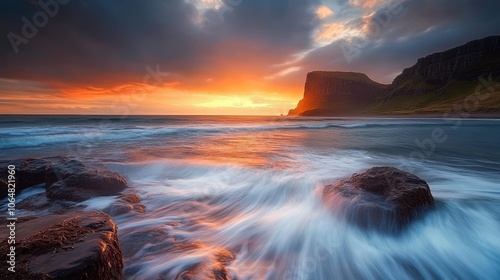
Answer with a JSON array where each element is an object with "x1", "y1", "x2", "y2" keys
[{"x1": 1, "y1": 115, "x2": 500, "y2": 279}]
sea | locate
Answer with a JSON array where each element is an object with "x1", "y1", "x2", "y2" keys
[{"x1": 1, "y1": 115, "x2": 499, "y2": 279}]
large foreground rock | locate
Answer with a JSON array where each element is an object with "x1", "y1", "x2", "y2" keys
[
  {"x1": 0, "y1": 211, "x2": 123, "y2": 280},
  {"x1": 323, "y1": 167, "x2": 435, "y2": 232},
  {"x1": 0, "y1": 157, "x2": 127, "y2": 201}
]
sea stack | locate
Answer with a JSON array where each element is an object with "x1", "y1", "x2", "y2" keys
[{"x1": 288, "y1": 71, "x2": 387, "y2": 116}]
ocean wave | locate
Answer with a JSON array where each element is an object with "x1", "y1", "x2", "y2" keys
[
  {"x1": 79, "y1": 158, "x2": 500, "y2": 279},
  {"x1": 0, "y1": 121, "x2": 444, "y2": 149}
]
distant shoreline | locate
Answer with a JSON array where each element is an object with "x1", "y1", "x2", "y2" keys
[
  {"x1": 288, "y1": 113, "x2": 500, "y2": 119},
  {"x1": 0, "y1": 113, "x2": 499, "y2": 119}
]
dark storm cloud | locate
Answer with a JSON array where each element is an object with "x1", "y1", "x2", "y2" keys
[
  {"x1": 208, "y1": 0, "x2": 320, "y2": 51},
  {"x1": 295, "y1": 0, "x2": 500, "y2": 84},
  {"x1": 0, "y1": 0, "x2": 499, "y2": 93},
  {"x1": 0, "y1": 0, "x2": 204, "y2": 87},
  {"x1": 0, "y1": 0, "x2": 320, "y2": 90}
]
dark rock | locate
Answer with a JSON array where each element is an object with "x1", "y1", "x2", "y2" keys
[
  {"x1": 46, "y1": 169, "x2": 128, "y2": 202},
  {"x1": 104, "y1": 194, "x2": 145, "y2": 216},
  {"x1": 1, "y1": 156, "x2": 128, "y2": 202},
  {"x1": 3, "y1": 158, "x2": 49, "y2": 189},
  {"x1": 45, "y1": 159, "x2": 87, "y2": 187},
  {"x1": 0, "y1": 157, "x2": 88, "y2": 198},
  {"x1": 323, "y1": 167, "x2": 434, "y2": 232},
  {"x1": 119, "y1": 227, "x2": 172, "y2": 259},
  {"x1": 106, "y1": 203, "x2": 134, "y2": 216},
  {"x1": 43, "y1": 158, "x2": 128, "y2": 202},
  {"x1": 17, "y1": 193, "x2": 52, "y2": 211},
  {"x1": 17, "y1": 193, "x2": 73, "y2": 214},
  {"x1": 120, "y1": 194, "x2": 142, "y2": 204},
  {"x1": 0, "y1": 211, "x2": 123, "y2": 280},
  {"x1": 0, "y1": 157, "x2": 66, "y2": 198}
]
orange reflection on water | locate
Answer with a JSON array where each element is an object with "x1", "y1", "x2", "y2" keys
[
  {"x1": 190, "y1": 130, "x2": 297, "y2": 168},
  {"x1": 125, "y1": 129, "x2": 301, "y2": 168}
]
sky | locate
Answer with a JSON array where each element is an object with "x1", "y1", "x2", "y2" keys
[{"x1": 1, "y1": 0, "x2": 499, "y2": 115}]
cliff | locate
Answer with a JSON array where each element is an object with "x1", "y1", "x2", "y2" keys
[
  {"x1": 289, "y1": 36, "x2": 500, "y2": 116},
  {"x1": 386, "y1": 36, "x2": 500, "y2": 98},
  {"x1": 288, "y1": 71, "x2": 387, "y2": 116}
]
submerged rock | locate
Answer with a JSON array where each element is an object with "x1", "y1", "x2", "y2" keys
[
  {"x1": 0, "y1": 211, "x2": 123, "y2": 280},
  {"x1": 120, "y1": 226, "x2": 234, "y2": 279},
  {"x1": 323, "y1": 167, "x2": 435, "y2": 232},
  {"x1": 104, "y1": 194, "x2": 146, "y2": 216},
  {"x1": 17, "y1": 193, "x2": 54, "y2": 211}
]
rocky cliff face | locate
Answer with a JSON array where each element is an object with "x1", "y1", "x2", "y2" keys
[
  {"x1": 288, "y1": 71, "x2": 387, "y2": 116},
  {"x1": 387, "y1": 36, "x2": 500, "y2": 98},
  {"x1": 289, "y1": 36, "x2": 500, "y2": 116}
]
